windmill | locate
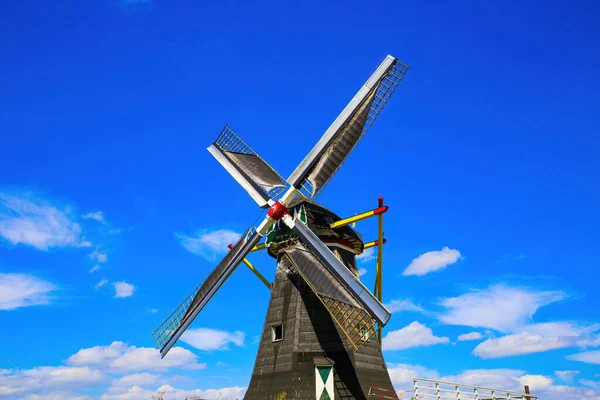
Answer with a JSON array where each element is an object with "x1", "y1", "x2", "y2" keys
[{"x1": 153, "y1": 55, "x2": 409, "y2": 399}]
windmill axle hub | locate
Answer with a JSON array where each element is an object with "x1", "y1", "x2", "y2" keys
[{"x1": 267, "y1": 200, "x2": 289, "y2": 221}]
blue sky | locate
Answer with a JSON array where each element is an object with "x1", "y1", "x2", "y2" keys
[{"x1": 1, "y1": 0, "x2": 599, "y2": 398}]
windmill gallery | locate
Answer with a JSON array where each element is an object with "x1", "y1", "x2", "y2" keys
[{"x1": 153, "y1": 55, "x2": 409, "y2": 399}]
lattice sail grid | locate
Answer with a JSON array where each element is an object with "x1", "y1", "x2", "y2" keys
[
  {"x1": 311, "y1": 59, "x2": 409, "y2": 199},
  {"x1": 283, "y1": 251, "x2": 378, "y2": 352},
  {"x1": 152, "y1": 228, "x2": 257, "y2": 353},
  {"x1": 213, "y1": 125, "x2": 288, "y2": 199},
  {"x1": 152, "y1": 284, "x2": 199, "y2": 351}
]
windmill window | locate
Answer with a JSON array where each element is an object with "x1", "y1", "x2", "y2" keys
[
  {"x1": 359, "y1": 325, "x2": 370, "y2": 342},
  {"x1": 271, "y1": 324, "x2": 283, "y2": 342}
]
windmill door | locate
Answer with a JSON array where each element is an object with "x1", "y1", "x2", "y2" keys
[{"x1": 315, "y1": 364, "x2": 334, "y2": 400}]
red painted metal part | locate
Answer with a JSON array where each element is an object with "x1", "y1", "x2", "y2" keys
[
  {"x1": 371, "y1": 238, "x2": 388, "y2": 246},
  {"x1": 372, "y1": 205, "x2": 389, "y2": 216},
  {"x1": 267, "y1": 201, "x2": 289, "y2": 220},
  {"x1": 227, "y1": 244, "x2": 234, "y2": 250}
]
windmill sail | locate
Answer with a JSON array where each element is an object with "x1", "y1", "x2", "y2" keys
[
  {"x1": 287, "y1": 56, "x2": 409, "y2": 198},
  {"x1": 152, "y1": 228, "x2": 261, "y2": 357},
  {"x1": 282, "y1": 214, "x2": 390, "y2": 326},
  {"x1": 208, "y1": 125, "x2": 287, "y2": 208},
  {"x1": 305, "y1": 88, "x2": 376, "y2": 196},
  {"x1": 281, "y1": 244, "x2": 378, "y2": 351}
]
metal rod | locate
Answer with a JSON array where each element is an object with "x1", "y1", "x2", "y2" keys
[
  {"x1": 250, "y1": 243, "x2": 267, "y2": 252},
  {"x1": 330, "y1": 205, "x2": 389, "y2": 228},
  {"x1": 228, "y1": 244, "x2": 272, "y2": 290},
  {"x1": 376, "y1": 196, "x2": 385, "y2": 346},
  {"x1": 363, "y1": 238, "x2": 387, "y2": 250}
]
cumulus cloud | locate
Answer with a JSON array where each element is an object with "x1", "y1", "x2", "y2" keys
[
  {"x1": 67, "y1": 341, "x2": 205, "y2": 372},
  {"x1": 567, "y1": 350, "x2": 600, "y2": 365},
  {"x1": 89, "y1": 250, "x2": 108, "y2": 264},
  {"x1": 113, "y1": 282, "x2": 135, "y2": 298},
  {"x1": 470, "y1": 321, "x2": 600, "y2": 358},
  {"x1": 357, "y1": 247, "x2": 376, "y2": 263},
  {"x1": 0, "y1": 340, "x2": 249, "y2": 399},
  {"x1": 387, "y1": 363, "x2": 439, "y2": 386},
  {"x1": 555, "y1": 370, "x2": 580, "y2": 383},
  {"x1": 175, "y1": 229, "x2": 241, "y2": 262},
  {"x1": 82, "y1": 211, "x2": 105, "y2": 223},
  {"x1": 89, "y1": 265, "x2": 101, "y2": 273},
  {"x1": 458, "y1": 332, "x2": 483, "y2": 341},
  {"x1": 95, "y1": 279, "x2": 109, "y2": 289},
  {"x1": 101, "y1": 384, "x2": 247, "y2": 400},
  {"x1": 0, "y1": 273, "x2": 58, "y2": 310},
  {"x1": 0, "y1": 366, "x2": 104, "y2": 398},
  {"x1": 385, "y1": 299, "x2": 426, "y2": 314},
  {"x1": 473, "y1": 333, "x2": 576, "y2": 359},
  {"x1": 402, "y1": 247, "x2": 461, "y2": 276},
  {"x1": 383, "y1": 321, "x2": 449, "y2": 350},
  {"x1": 181, "y1": 328, "x2": 245, "y2": 351},
  {"x1": 442, "y1": 369, "x2": 525, "y2": 392},
  {"x1": 0, "y1": 192, "x2": 91, "y2": 250},
  {"x1": 518, "y1": 374, "x2": 554, "y2": 391},
  {"x1": 437, "y1": 284, "x2": 566, "y2": 332}
]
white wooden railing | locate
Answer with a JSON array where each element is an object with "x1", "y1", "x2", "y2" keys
[{"x1": 413, "y1": 378, "x2": 538, "y2": 400}]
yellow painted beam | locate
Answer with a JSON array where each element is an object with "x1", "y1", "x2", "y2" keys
[
  {"x1": 375, "y1": 197, "x2": 385, "y2": 348},
  {"x1": 363, "y1": 239, "x2": 386, "y2": 250},
  {"x1": 251, "y1": 243, "x2": 267, "y2": 252},
  {"x1": 228, "y1": 244, "x2": 272, "y2": 290},
  {"x1": 240, "y1": 257, "x2": 272, "y2": 290},
  {"x1": 330, "y1": 205, "x2": 388, "y2": 228}
]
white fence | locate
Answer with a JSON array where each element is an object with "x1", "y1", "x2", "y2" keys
[{"x1": 413, "y1": 378, "x2": 538, "y2": 400}]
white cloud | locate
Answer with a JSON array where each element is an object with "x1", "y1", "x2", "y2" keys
[
  {"x1": 442, "y1": 369, "x2": 525, "y2": 392},
  {"x1": 567, "y1": 350, "x2": 600, "y2": 365},
  {"x1": 175, "y1": 229, "x2": 241, "y2": 262},
  {"x1": 383, "y1": 321, "x2": 449, "y2": 350},
  {"x1": 113, "y1": 282, "x2": 135, "y2": 298},
  {"x1": 473, "y1": 332, "x2": 576, "y2": 358},
  {"x1": 0, "y1": 273, "x2": 57, "y2": 310},
  {"x1": 0, "y1": 192, "x2": 91, "y2": 250},
  {"x1": 101, "y1": 384, "x2": 247, "y2": 400},
  {"x1": 519, "y1": 374, "x2": 553, "y2": 391},
  {"x1": 544, "y1": 385, "x2": 600, "y2": 400},
  {"x1": 357, "y1": 247, "x2": 376, "y2": 263},
  {"x1": 95, "y1": 279, "x2": 109, "y2": 289},
  {"x1": 387, "y1": 363, "x2": 439, "y2": 387},
  {"x1": 471, "y1": 321, "x2": 600, "y2": 358},
  {"x1": 67, "y1": 341, "x2": 206, "y2": 372},
  {"x1": 438, "y1": 284, "x2": 566, "y2": 332},
  {"x1": 89, "y1": 250, "x2": 108, "y2": 263},
  {"x1": 385, "y1": 299, "x2": 426, "y2": 314},
  {"x1": 358, "y1": 268, "x2": 367, "y2": 276},
  {"x1": 458, "y1": 332, "x2": 483, "y2": 341},
  {"x1": 89, "y1": 265, "x2": 100, "y2": 273},
  {"x1": 108, "y1": 372, "x2": 160, "y2": 390},
  {"x1": 555, "y1": 370, "x2": 580, "y2": 383},
  {"x1": 402, "y1": 246, "x2": 461, "y2": 276},
  {"x1": 181, "y1": 328, "x2": 245, "y2": 351},
  {"x1": 580, "y1": 379, "x2": 600, "y2": 389},
  {"x1": 0, "y1": 366, "x2": 104, "y2": 398},
  {"x1": 0, "y1": 340, "x2": 254, "y2": 399},
  {"x1": 517, "y1": 321, "x2": 600, "y2": 338},
  {"x1": 82, "y1": 211, "x2": 105, "y2": 223},
  {"x1": 577, "y1": 334, "x2": 600, "y2": 348}
]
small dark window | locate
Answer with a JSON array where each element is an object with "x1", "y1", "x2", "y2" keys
[{"x1": 271, "y1": 324, "x2": 283, "y2": 342}]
